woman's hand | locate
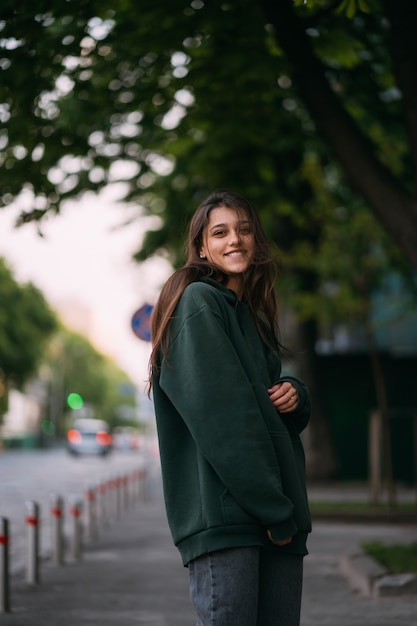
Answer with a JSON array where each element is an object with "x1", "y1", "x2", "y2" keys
[
  {"x1": 268, "y1": 382, "x2": 298, "y2": 413},
  {"x1": 267, "y1": 530, "x2": 293, "y2": 546}
]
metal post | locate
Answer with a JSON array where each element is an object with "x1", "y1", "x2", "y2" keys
[
  {"x1": 133, "y1": 468, "x2": 141, "y2": 500},
  {"x1": 70, "y1": 498, "x2": 83, "y2": 561},
  {"x1": 97, "y1": 480, "x2": 107, "y2": 527},
  {"x1": 141, "y1": 467, "x2": 149, "y2": 502},
  {"x1": 0, "y1": 518, "x2": 10, "y2": 613},
  {"x1": 115, "y1": 475, "x2": 122, "y2": 517},
  {"x1": 50, "y1": 494, "x2": 64, "y2": 565},
  {"x1": 85, "y1": 486, "x2": 97, "y2": 542},
  {"x1": 369, "y1": 409, "x2": 382, "y2": 506},
  {"x1": 25, "y1": 500, "x2": 40, "y2": 585},
  {"x1": 107, "y1": 476, "x2": 116, "y2": 520},
  {"x1": 122, "y1": 474, "x2": 129, "y2": 511}
]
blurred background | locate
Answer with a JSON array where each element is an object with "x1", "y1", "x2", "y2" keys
[{"x1": 1, "y1": 0, "x2": 417, "y2": 504}]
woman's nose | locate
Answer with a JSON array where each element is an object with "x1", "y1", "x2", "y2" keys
[{"x1": 228, "y1": 229, "x2": 240, "y2": 244}]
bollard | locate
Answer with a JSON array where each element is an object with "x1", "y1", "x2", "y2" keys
[
  {"x1": 139, "y1": 468, "x2": 148, "y2": 501},
  {"x1": 116, "y1": 474, "x2": 124, "y2": 517},
  {"x1": 135, "y1": 468, "x2": 144, "y2": 500},
  {"x1": 85, "y1": 485, "x2": 97, "y2": 542},
  {"x1": 108, "y1": 475, "x2": 117, "y2": 519},
  {"x1": 96, "y1": 480, "x2": 108, "y2": 527},
  {"x1": 50, "y1": 493, "x2": 64, "y2": 565},
  {"x1": 69, "y1": 498, "x2": 83, "y2": 561},
  {"x1": 25, "y1": 500, "x2": 40, "y2": 585},
  {"x1": 117, "y1": 477, "x2": 122, "y2": 513},
  {"x1": 135, "y1": 467, "x2": 143, "y2": 500},
  {"x1": 119, "y1": 474, "x2": 126, "y2": 513},
  {"x1": 105, "y1": 476, "x2": 114, "y2": 520},
  {"x1": 121, "y1": 474, "x2": 129, "y2": 511},
  {"x1": 0, "y1": 518, "x2": 10, "y2": 613},
  {"x1": 131, "y1": 469, "x2": 139, "y2": 500},
  {"x1": 115, "y1": 475, "x2": 122, "y2": 517}
]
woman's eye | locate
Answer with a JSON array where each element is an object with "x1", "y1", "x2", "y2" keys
[{"x1": 213, "y1": 230, "x2": 225, "y2": 236}]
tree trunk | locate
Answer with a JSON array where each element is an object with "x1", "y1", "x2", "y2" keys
[
  {"x1": 292, "y1": 317, "x2": 338, "y2": 481},
  {"x1": 259, "y1": 0, "x2": 417, "y2": 268},
  {"x1": 364, "y1": 321, "x2": 396, "y2": 508}
]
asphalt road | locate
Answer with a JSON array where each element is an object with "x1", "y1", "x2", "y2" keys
[{"x1": 0, "y1": 446, "x2": 153, "y2": 574}]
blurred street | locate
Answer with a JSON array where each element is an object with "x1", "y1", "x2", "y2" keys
[
  {"x1": 0, "y1": 450, "x2": 416, "y2": 625},
  {"x1": 0, "y1": 446, "x2": 153, "y2": 574}
]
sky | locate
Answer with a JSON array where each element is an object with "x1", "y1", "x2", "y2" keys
[{"x1": 0, "y1": 186, "x2": 172, "y2": 393}]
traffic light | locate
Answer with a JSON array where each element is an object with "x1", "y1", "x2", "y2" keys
[{"x1": 67, "y1": 392, "x2": 84, "y2": 410}]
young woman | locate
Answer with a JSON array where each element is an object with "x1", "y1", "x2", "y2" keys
[{"x1": 149, "y1": 190, "x2": 311, "y2": 626}]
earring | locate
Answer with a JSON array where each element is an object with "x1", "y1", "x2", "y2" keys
[{"x1": 200, "y1": 254, "x2": 205, "y2": 259}]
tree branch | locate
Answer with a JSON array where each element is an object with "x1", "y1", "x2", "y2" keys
[{"x1": 259, "y1": 0, "x2": 417, "y2": 267}]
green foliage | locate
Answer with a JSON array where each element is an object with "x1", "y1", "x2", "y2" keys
[
  {"x1": 337, "y1": 0, "x2": 376, "y2": 18},
  {"x1": 293, "y1": 0, "x2": 377, "y2": 17},
  {"x1": 3, "y1": 0, "x2": 417, "y2": 476},
  {"x1": 285, "y1": 152, "x2": 398, "y2": 325},
  {"x1": 0, "y1": 259, "x2": 139, "y2": 433},
  {"x1": 44, "y1": 326, "x2": 138, "y2": 433},
  {"x1": 1, "y1": 0, "x2": 415, "y2": 336},
  {"x1": 0, "y1": 257, "x2": 57, "y2": 389},
  {"x1": 362, "y1": 541, "x2": 417, "y2": 574},
  {"x1": 0, "y1": 1, "x2": 401, "y2": 222}
]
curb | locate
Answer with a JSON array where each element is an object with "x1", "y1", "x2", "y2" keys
[{"x1": 339, "y1": 552, "x2": 417, "y2": 598}]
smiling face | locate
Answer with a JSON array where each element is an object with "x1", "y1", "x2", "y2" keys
[{"x1": 199, "y1": 206, "x2": 255, "y2": 297}]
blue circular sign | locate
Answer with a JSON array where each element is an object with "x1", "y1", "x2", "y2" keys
[{"x1": 131, "y1": 303, "x2": 154, "y2": 342}]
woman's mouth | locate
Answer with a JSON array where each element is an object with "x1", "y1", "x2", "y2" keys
[{"x1": 225, "y1": 250, "x2": 245, "y2": 257}]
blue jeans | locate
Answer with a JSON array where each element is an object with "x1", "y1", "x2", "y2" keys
[{"x1": 188, "y1": 547, "x2": 303, "y2": 626}]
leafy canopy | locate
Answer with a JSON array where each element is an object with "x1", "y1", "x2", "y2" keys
[
  {"x1": 1, "y1": 0, "x2": 415, "y2": 320},
  {"x1": 0, "y1": 257, "x2": 57, "y2": 388}
]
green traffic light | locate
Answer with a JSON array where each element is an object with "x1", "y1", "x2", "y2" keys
[{"x1": 67, "y1": 392, "x2": 84, "y2": 410}]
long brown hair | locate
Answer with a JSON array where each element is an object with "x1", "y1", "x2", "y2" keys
[{"x1": 148, "y1": 190, "x2": 281, "y2": 388}]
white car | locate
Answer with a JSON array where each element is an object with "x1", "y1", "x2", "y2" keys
[{"x1": 67, "y1": 418, "x2": 112, "y2": 456}]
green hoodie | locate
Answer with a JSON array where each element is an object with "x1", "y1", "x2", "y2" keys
[{"x1": 152, "y1": 277, "x2": 312, "y2": 566}]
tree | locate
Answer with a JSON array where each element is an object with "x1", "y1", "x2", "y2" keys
[
  {"x1": 43, "y1": 327, "x2": 138, "y2": 438},
  {"x1": 260, "y1": 0, "x2": 417, "y2": 266},
  {"x1": 1, "y1": 1, "x2": 416, "y2": 265},
  {"x1": 293, "y1": 153, "x2": 415, "y2": 492},
  {"x1": 0, "y1": 257, "x2": 57, "y2": 419},
  {"x1": 2, "y1": 0, "x2": 416, "y2": 477}
]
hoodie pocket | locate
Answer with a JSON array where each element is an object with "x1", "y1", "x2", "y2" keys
[{"x1": 221, "y1": 490, "x2": 256, "y2": 525}]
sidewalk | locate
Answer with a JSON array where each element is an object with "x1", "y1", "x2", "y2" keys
[
  {"x1": 2, "y1": 479, "x2": 194, "y2": 626},
  {"x1": 2, "y1": 479, "x2": 416, "y2": 626}
]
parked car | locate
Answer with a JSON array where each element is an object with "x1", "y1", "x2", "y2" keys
[
  {"x1": 112, "y1": 426, "x2": 143, "y2": 451},
  {"x1": 67, "y1": 418, "x2": 112, "y2": 456}
]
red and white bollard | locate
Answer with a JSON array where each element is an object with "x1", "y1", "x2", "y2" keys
[
  {"x1": 114, "y1": 475, "x2": 122, "y2": 517},
  {"x1": 134, "y1": 468, "x2": 143, "y2": 499},
  {"x1": 107, "y1": 476, "x2": 117, "y2": 519},
  {"x1": 139, "y1": 467, "x2": 148, "y2": 501},
  {"x1": 0, "y1": 518, "x2": 10, "y2": 613},
  {"x1": 25, "y1": 500, "x2": 40, "y2": 585},
  {"x1": 122, "y1": 474, "x2": 129, "y2": 511},
  {"x1": 85, "y1": 486, "x2": 97, "y2": 542},
  {"x1": 69, "y1": 498, "x2": 83, "y2": 561},
  {"x1": 96, "y1": 480, "x2": 108, "y2": 527},
  {"x1": 50, "y1": 494, "x2": 64, "y2": 565}
]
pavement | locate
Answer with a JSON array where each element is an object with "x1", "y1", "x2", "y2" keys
[{"x1": 1, "y1": 468, "x2": 417, "y2": 626}]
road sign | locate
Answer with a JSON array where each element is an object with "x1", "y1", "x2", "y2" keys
[{"x1": 131, "y1": 303, "x2": 153, "y2": 342}]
